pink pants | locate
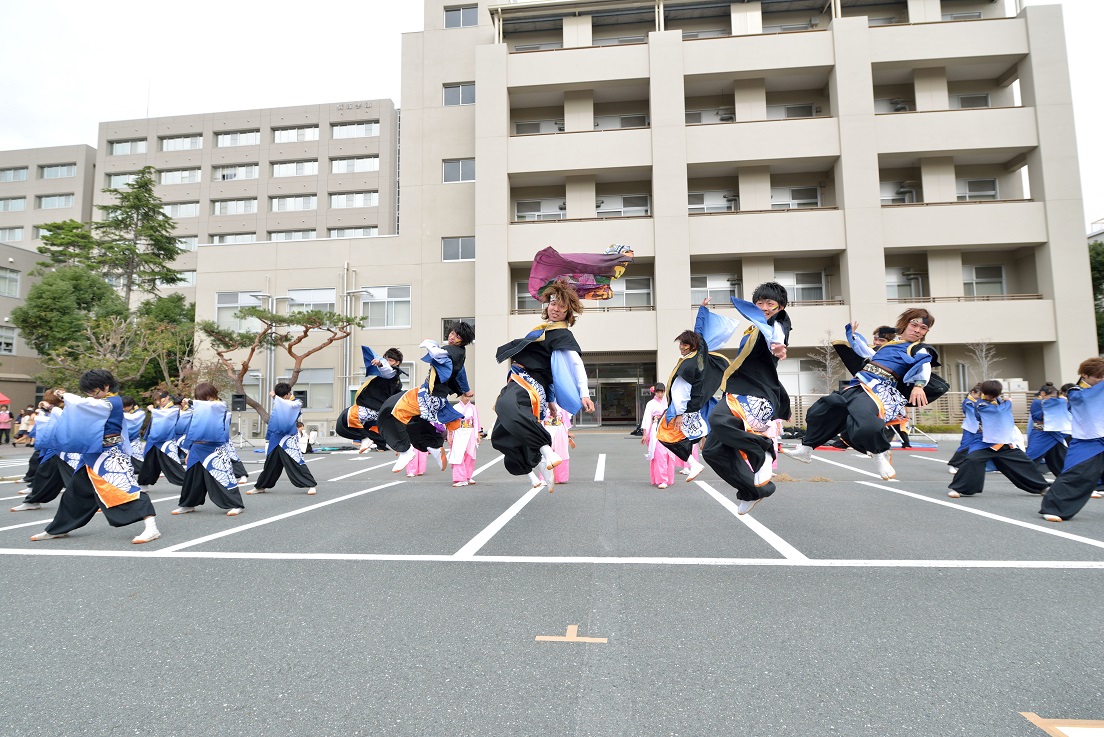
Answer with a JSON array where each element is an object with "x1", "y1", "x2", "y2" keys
[
  {"x1": 452, "y1": 454, "x2": 475, "y2": 483},
  {"x1": 553, "y1": 459, "x2": 569, "y2": 484},
  {"x1": 405, "y1": 450, "x2": 427, "y2": 476},
  {"x1": 649, "y1": 447, "x2": 675, "y2": 486}
]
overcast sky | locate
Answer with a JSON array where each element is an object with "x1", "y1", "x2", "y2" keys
[{"x1": 2, "y1": 0, "x2": 1099, "y2": 228}]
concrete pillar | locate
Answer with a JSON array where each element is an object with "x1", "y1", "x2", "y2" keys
[
  {"x1": 906, "y1": 0, "x2": 942, "y2": 23},
  {"x1": 741, "y1": 256, "x2": 776, "y2": 294},
  {"x1": 563, "y1": 90, "x2": 594, "y2": 133},
  {"x1": 731, "y1": 2, "x2": 763, "y2": 36},
  {"x1": 733, "y1": 79, "x2": 766, "y2": 122},
  {"x1": 562, "y1": 15, "x2": 592, "y2": 48},
  {"x1": 736, "y1": 166, "x2": 772, "y2": 211},
  {"x1": 920, "y1": 156, "x2": 957, "y2": 203},
  {"x1": 565, "y1": 175, "x2": 596, "y2": 219},
  {"x1": 913, "y1": 67, "x2": 948, "y2": 112},
  {"x1": 926, "y1": 250, "x2": 964, "y2": 298}
]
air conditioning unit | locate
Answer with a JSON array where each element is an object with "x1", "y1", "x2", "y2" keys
[
  {"x1": 555, "y1": 121, "x2": 565, "y2": 131},
  {"x1": 719, "y1": 114, "x2": 734, "y2": 121},
  {"x1": 722, "y1": 193, "x2": 739, "y2": 201},
  {"x1": 558, "y1": 202, "x2": 567, "y2": 210}
]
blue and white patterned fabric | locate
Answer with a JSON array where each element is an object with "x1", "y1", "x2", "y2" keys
[
  {"x1": 278, "y1": 433, "x2": 305, "y2": 464},
  {"x1": 417, "y1": 386, "x2": 463, "y2": 426},
  {"x1": 90, "y1": 444, "x2": 141, "y2": 493},
  {"x1": 681, "y1": 409, "x2": 711, "y2": 441},
  {"x1": 856, "y1": 372, "x2": 908, "y2": 422},
  {"x1": 977, "y1": 400, "x2": 1019, "y2": 446},
  {"x1": 147, "y1": 407, "x2": 180, "y2": 445},
  {"x1": 732, "y1": 394, "x2": 775, "y2": 434}
]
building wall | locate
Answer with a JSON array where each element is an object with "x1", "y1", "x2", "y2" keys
[
  {"x1": 0, "y1": 145, "x2": 97, "y2": 252},
  {"x1": 0, "y1": 243, "x2": 47, "y2": 409}
]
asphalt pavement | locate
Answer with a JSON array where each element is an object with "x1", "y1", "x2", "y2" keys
[{"x1": 1, "y1": 435, "x2": 1101, "y2": 737}]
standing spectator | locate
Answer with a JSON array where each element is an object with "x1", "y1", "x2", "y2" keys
[{"x1": 0, "y1": 404, "x2": 11, "y2": 444}]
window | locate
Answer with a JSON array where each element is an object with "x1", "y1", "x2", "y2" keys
[
  {"x1": 444, "y1": 5, "x2": 478, "y2": 28},
  {"x1": 514, "y1": 42, "x2": 563, "y2": 51},
  {"x1": 766, "y1": 104, "x2": 815, "y2": 119},
  {"x1": 443, "y1": 159, "x2": 475, "y2": 183},
  {"x1": 33, "y1": 226, "x2": 53, "y2": 239},
  {"x1": 593, "y1": 35, "x2": 645, "y2": 45},
  {"x1": 874, "y1": 98, "x2": 913, "y2": 113},
  {"x1": 688, "y1": 192, "x2": 737, "y2": 213},
  {"x1": 38, "y1": 194, "x2": 74, "y2": 209},
  {"x1": 0, "y1": 326, "x2": 15, "y2": 355},
  {"x1": 594, "y1": 114, "x2": 649, "y2": 130},
  {"x1": 214, "y1": 164, "x2": 259, "y2": 181},
  {"x1": 514, "y1": 199, "x2": 564, "y2": 221},
  {"x1": 763, "y1": 23, "x2": 813, "y2": 32},
  {"x1": 287, "y1": 288, "x2": 336, "y2": 314},
  {"x1": 160, "y1": 168, "x2": 201, "y2": 185},
  {"x1": 330, "y1": 192, "x2": 378, "y2": 208},
  {"x1": 682, "y1": 29, "x2": 725, "y2": 39},
  {"x1": 885, "y1": 267, "x2": 921, "y2": 299},
  {"x1": 602, "y1": 277, "x2": 653, "y2": 308},
  {"x1": 880, "y1": 182, "x2": 915, "y2": 205},
  {"x1": 211, "y1": 233, "x2": 257, "y2": 244},
  {"x1": 288, "y1": 368, "x2": 334, "y2": 410},
  {"x1": 963, "y1": 265, "x2": 1005, "y2": 297},
  {"x1": 270, "y1": 195, "x2": 317, "y2": 212},
  {"x1": 272, "y1": 160, "x2": 319, "y2": 177},
  {"x1": 107, "y1": 172, "x2": 138, "y2": 187},
  {"x1": 515, "y1": 122, "x2": 542, "y2": 135},
  {"x1": 597, "y1": 194, "x2": 650, "y2": 218},
  {"x1": 109, "y1": 139, "x2": 147, "y2": 155},
  {"x1": 515, "y1": 282, "x2": 542, "y2": 311},
  {"x1": 0, "y1": 197, "x2": 26, "y2": 212},
  {"x1": 177, "y1": 236, "x2": 198, "y2": 251},
  {"x1": 955, "y1": 94, "x2": 991, "y2": 109},
  {"x1": 40, "y1": 164, "x2": 76, "y2": 179},
  {"x1": 163, "y1": 202, "x2": 199, "y2": 218},
  {"x1": 685, "y1": 111, "x2": 703, "y2": 124},
  {"x1": 216, "y1": 131, "x2": 260, "y2": 147},
  {"x1": 361, "y1": 286, "x2": 411, "y2": 328},
  {"x1": 690, "y1": 275, "x2": 740, "y2": 305},
  {"x1": 273, "y1": 126, "x2": 319, "y2": 143},
  {"x1": 867, "y1": 16, "x2": 898, "y2": 26},
  {"x1": 771, "y1": 186, "x2": 820, "y2": 209},
  {"x1": 942, "y1": 12, "x2": 982, "y2": 21},
  {"x1": 332, "y1": 122, "x2": 379, "y2": 139},
  {"x1": 441, "y1": 317, "x2": 476, "y2": 342},
  {"x1": 212, "y1": 199, "x2": 257, "y2": 216},
  {"x1": 442, "y1": 236, "x2": 475, "y2": 261},
  {"x1": 269, "y1": 230, "x2": 316, "y2": 241},
  {"x1": 161, "y1": 135, "x2": 203, "y2": 152},
  {"x1": 159, "y1": 270, "x2": 197, "y2": 287},
  {"x1": 216, "y1": 291, "x2": 263, "y2": 331},
  {"x1": 443, "y1": 83, "x2": 475, "y2": 106},
  {"x1": 329, "y1": 227, "x2": 378, "y2": 238},
  {"x1": 0, "y1": 167, "x2": 28, "y2": 182},
  {"x1": 775, "y1": 271, "x2": 825, "y2": 301},
  {"x1": 957, "y1": 179, "x2": 998, "y2": 201},
  {"x1": 0, "y1": 267, "x2": 20, "y2": 297},
  {"x1": 0, "y1": 227, "x2": 24, "y2": 241},
  {"x1": 331, "y1": 157, "x2": 379, "y2": 174}
]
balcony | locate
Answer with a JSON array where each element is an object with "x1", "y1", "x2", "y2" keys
[
  {"x1": 508, "y1": 308, "x2": 658, "y2": 352},
  {"x1": 508, "y1": 215, "x2": 655, "y2": 263},
  {"x1": 506, "y1": 43, "x2": 650, "y2": 88},
  {"x1": 869, "y1": 17, "x2": 1028, "y2": 66},
  {"x1": 682, "y1": 30, "x2": 834, "y2": 76},
  {"x1": 689, "y1": 208, "x2": 845, "y2": 256},
  {"x1": 875, "y1": 107, "x2": 1037, "y2": 157},
  {"x1": 685, "y1": 117, "x2": 839, "y2": 166},
  {"x1": 881, "y1": 200, "x2": 1047, "y2": 249},
  {"x1": 508, "y1": 127, "x2": 652, "y2": 175},
  {"x1": 886, "y1": 298, "x2": 1055, "y2": 344}
]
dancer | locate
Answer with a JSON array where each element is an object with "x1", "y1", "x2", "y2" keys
[
  {"x1": 545, "y1": 405, "x2": 572, "y2": 485},
  {"x1": 448, "y1": 391, "x2": 481, "y2": 487},
  {"x1": 335, "y1": 346, "x2": 404, "y2": 452},
  {"x1": 702, "y1": 284, "x2": 792, "y2": 514},
  {"x1": 379, "y1": 323, "x2": 474, "y2": 473},
  {"x1": 10, "y1": 390, "x2": 79, "y2": 512},
  {"x1": 1038, "y1": 359, "x2": 1104, "y2": 521},
  {"x1": 173, "y1": 383, "x2": 245, "y2": 516},
  {"x1": 786, "y1": 309, "x2": 939, "y2": 480},
  {"x1": 492, "y1": 279, "x2": 595, "y2": 492},
  {"x1": 404, "y1": 449, "x2": 428, "y2": 478},
  {"x1": 947, "y1": 380, "x2": 1050, "y2": 498},
  {"x1": 137, "y1": 392, "x2": 186, "y2": 487},
  {"x1": 657, "y1": 299, "x2": 736, "y2": 482},
  {"x1": 249, "y1": 383, "x2": 317, "y2": 495},
  {"x1": 122, "y1": 396, "x2": 146, "y2": 477},
  {"x1": 641, "y1": 384, "x2": 674, "y2": 489},
  {"x1": 947, "y1": 384, "x2": 983, "y2": 475},
  {"x1": 1025, "y1": 382, "x2": 1070, "y2": 477},
  {"x1": 29, "y1": 369, "x2": 160, "y2": 544}
]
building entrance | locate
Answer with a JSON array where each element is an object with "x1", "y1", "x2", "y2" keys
[{"x1": 574, "y1": 360, "x2": 656, "y2": 428}]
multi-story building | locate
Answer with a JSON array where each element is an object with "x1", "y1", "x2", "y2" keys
[
  {"x1": 97, "y1": 101, "x2": 400, "y2": 306},
  {"x1": 192, "y1": 0, "x2": 1095, "y2": 431},
  {"x1": 0, "y1": 145, "x2": 97, "y2": 253},
  {"x1": 0, "y1": 243, "x2": 48, "y2": 408}
]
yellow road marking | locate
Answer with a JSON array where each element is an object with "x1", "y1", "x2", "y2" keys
[{"x1": 535, "y1": 624, "x2": 607, "y2": 644}]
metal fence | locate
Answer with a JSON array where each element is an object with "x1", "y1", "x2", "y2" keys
[{"x1": 788, "y1": 391, "x2": 1036, "y2": 429}]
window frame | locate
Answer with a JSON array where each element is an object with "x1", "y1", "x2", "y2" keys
[
  {"x1": 444, "y1": 5, "x2": 478, "y2": 28},
  {"x1": 442, "y1": 236, "x2": 475, "y2": 261},
  {"x1": 0, "y1": 325, "x2": 16, "y2": 355},
  {"x1": 0, "y1": 267, "x2": 20, "y2": 298},
  {"x1": 360, "y1": 285, "x2": 412, "y2": 329},
  {"x1": 443, "y1": 82, "x2": 476, "y2": 106},
  {"x1": 215, "y1": 130, "x2": 261, "y2": 147},
  {"x1": 443, "y1": 158, "x2": 475, "y2": 183}
]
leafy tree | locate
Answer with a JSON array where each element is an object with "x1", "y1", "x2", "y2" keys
[
  {"x1": 198, "y1": 308, "x2": 366, "y2": 421},
  {"x1": 10, "y1": 268, "x2": 127, "y2": 355},
  {"x1": 133, "y1": 294, "x2": 197, "y2": 394},
  {"x1": 36, "y1": 166, "x2": 184, "y2": 305}
]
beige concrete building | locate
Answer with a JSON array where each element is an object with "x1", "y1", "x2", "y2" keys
[
  {"x1": 193, "y1": 0, "x2": 1095, "y2": 432},
  {"x1": 97, "y1": 101, "x2": 400, "y2": 306},
  {"x1": 0, "y1": 243, "x2": 49, "y2": 409},
  {"x1": 0, "y1": 145, "x2": 97, "y2": 253}
]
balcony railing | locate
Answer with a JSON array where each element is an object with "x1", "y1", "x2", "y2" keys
[
  {"x1": 881, "y1": 199, "x2": 1032, "y2": 208},
  {"x1": 887, "y1": 294, "x2": 1042, "y2": 304},
  {"x1": 511, "y1": 304, "x2": 655, "y2": 315}
]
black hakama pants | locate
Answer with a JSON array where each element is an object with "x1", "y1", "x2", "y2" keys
[
  {"x1": 376, "y1": 394, "x2": 445, "y2": 454},
  {"x1": 178, "y1": 464, "x2": 244, "y2": 510},
  {"x1": 255, "y1": 446, "x2": 316, "y2": 490},
  {"x1": 1036, "y1": 443, "x2": 1068, "y2": 477},
  {"x1": 1038, "y1": 452, "x2": 1104, "y2": 521},
  {"x1": 948, "y1": 445, "x2": 1050, "y2": 496},
  {"x1": 23, "y1": 449, "x2": 39, "y2": 483},
  {"x1": 491, "y1": 382, "x2": 551, "y2": 476},
  {"x1": 231, "y1": 458, "x2": 248, "y2": 479},
  {"x1": 44, "y1": 468, "x2": 156, "y2": 535},
  {"x1": 802, "y1": 386, "x2": 891, "y2": 454},
  {"x1": 702, "y1": 404, "x2": 776, "y2": 502},
  {"x1": 24, "y1": 456, "x2": 74, "y2": 505},
  {"x1": 137, "y1": 446, "x2": 186, "y2": 486}
]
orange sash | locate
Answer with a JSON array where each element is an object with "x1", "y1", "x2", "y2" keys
[
  {"x1": 509, "y1": 372, "x2": 542, "y2": 418},
  {"x1": 88, "y1": 468, "x2": 140, "y2": 508},
  {"x1": 657, "y1": 416, "x2": 687, "y2": 444},
  {"x1": 392, "y1": 389, "x2": 421, "y2": 425}
]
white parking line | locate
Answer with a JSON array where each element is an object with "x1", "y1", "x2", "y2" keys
[
  {"x1": 594, "y1": 454, "x2": 606, "y2": 481},
  {"x1": 327, "y1": 460, "x2": 392, "y2": 482},
  {"x1": 156, "y1": 481, "x2": 403, "y2": 553},
  {"x1": 0, "y1": 494, "x2": 180, "y2": 533},
  {"x1": 471, "y1": 455, "x2": 503, "y2": 477},
  {"x1": 696, "y1": 481, "x2": 808, "y2": 561},
  {"x1": 913, "y1": 455, "x2": 951, "y2": 464},
  {"x1": 857, "y1": 480, "x2": 1104, "y2": 550},
  {"x1": 809, "y1": 453, "x2": 888, "y2": 480},
  {"x1": 454, "y1": 484, "x2": 543, "y2": 558}
]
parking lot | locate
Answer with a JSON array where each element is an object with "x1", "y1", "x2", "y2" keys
[{"x1": 1, "y1": 435, "x2": 1101, "y2": 736}]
